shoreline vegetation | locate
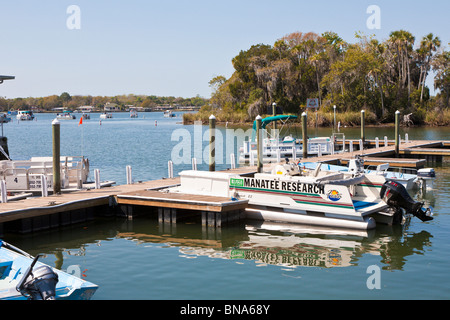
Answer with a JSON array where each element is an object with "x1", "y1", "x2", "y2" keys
[
  {"x1": 182, "y1": 107, "x2": 450, "y2": 127},
  {"x1": 185, "y1": 30, "x2": 449, "y2": 127}
]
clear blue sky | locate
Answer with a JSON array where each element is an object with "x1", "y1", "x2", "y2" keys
[{"x1": 1, "y1": 0, "x2": 448, "y2": 99}]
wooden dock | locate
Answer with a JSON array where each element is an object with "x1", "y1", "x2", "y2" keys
[
  {"x1": 305, "y1": 139, "x2": 450, "y2": 169},
  {"x1": 0, "y1": 167, "x2": 256, "y2": 235},
  {"x1": 0, "y1": 138, "x2": 449, "y2": 235}
]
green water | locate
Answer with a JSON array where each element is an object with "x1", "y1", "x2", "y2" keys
[{"x1": 1, "y1": 113, "x2": 449, "y2": 300}]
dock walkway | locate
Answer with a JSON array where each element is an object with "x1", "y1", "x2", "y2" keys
[
  {"x1": 0, "y1": 138, "x2": 448, "y2": 234},
  {"x1": 303, "y1": 139, "x2": 450, "y2": 169}
]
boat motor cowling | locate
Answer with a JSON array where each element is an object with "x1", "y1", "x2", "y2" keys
[
  {"x1": 16, "y1": 255, "x2": 59, "y2": 300},
  {"x1": 380, "y1": 180, "x2": 433, "y2": 222}
]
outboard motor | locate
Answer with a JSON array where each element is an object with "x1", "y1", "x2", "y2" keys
[
  {"x1": 16, "y1": 255, "x2": 59, "y2": 300},
  {"x1": 380, "y1": 180, "x2": 433, "y2": 222}
]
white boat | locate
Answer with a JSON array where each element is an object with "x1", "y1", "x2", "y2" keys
[
  {"x1": 56, "y1": 110, "x2": 76, "y2": 120},
  {"x1": 0, "y1": 156, "x2": 90, "y2": 192},
  {"x1": 164, "y1": 161, "x2": 433, "y2": 230},
  {"x1": 130, "y1": 109, "x2": 138, "y2": 118},
  {"x1": 298, "y1": 159, "x2": 436, "y2": 192},
  {"x1": 164, "y1": 110, "x2": 175, "y2": 118},
  {"x1": 0, "y1": 240, "x2": 98, "y2": 300},
  {"x1": 16, "y1": 110, "x2": 35, "y2": 121},
  {"x1": 100, "y1": 112, "x2": 112, "y2": 119},
  {"x1": 0, "y1": 114, "x2": 11, "y2": 123},
  {"x1": 239, "y1": 115, "x2": 335, "y2": 164}
]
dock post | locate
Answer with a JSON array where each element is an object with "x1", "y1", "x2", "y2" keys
[
  {"x1": 168, "y1": 160, "x2": 173, "y2": 178},
  {"x1": 192, "y1": 158, "x2": 197, "y2": 170},
  {"x1": 94, "y1": 169, "x2": 100, "y2": 189},
  {"x1": 209, "y1": 115, "x2": 216, "y2": 171},
  {"x1": 52, "y1": 118, "x2": 61, "y2": 194},
  {"x1": 360, "y1": 110, "x2": 365, "y2": 147},
  {"x1": 272, "y1": 103, "x2": 277, "y2": 132},
  {"x1": 395, "y1": 110, "x2": 400, "y2": 156},
  {"x1": 126, "y1": 165, "x2": 132, "y2": 184},
  {"x1": 384, "y1": 136, "x2": 388, "y2": 147},
  {"x1": 405, "y1": 133, "x2": 409, "y2": 143},
  {"x1": 230, "y1": 153, "x2": 236, "y2": 169},
  {"x1": 375, "y1": 137, "x2": 379, "y2": 148},
  {"x1": 41, "y1": 175, "x2": 48, "y2": 197},
  {"x1": 0, "y1": 180, "x2": 7, "y2": 203},
  {"x1": 302, "y1": 112, "x2": 307, "y2": 159},
  {"x1": 256, "y1": 115, "x2": 263, "y2": 172}
]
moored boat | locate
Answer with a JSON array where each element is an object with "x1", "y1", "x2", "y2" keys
[
  {"x1": 16, "y1": 110, "x2": 35, "y2": 121},
  {"x1": 0, "y1": 240, "x2": 98, "y2": 300},
  {"x1": 100, "y1": 112, "x2": 112, "y2": 119},
  {"x1": 164, "y1": 160, "x2": 433, "y2": 230},
  {"x1": 164, "y1": 110, "x2": 175, "y2": 117},
  {"x1": 239, "y1": 115, "x2": 335, "y2": 164},
  {"x1": 56, "y1": 110, "x2": 76, "y2": 120}
]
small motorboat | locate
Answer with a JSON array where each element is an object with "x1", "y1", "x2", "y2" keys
[
  {"x1": 298, "y1": 158, "x2": 435, "y2": 191},
  {"x1": 16, "y1": 110, "x2": 35, "y2": 121},
  {"x1": 0, "y1": 240, "x2": 98, "y2": 300},
  {"x1": 164, "y1": 110, "x2": 175, "y2": 118},
  {"x1": 56, "y1": 110, "x2": 76, "y2": 120},
  {"x1": 100, "y1": 112, "x2": 112, "y2": 119}
]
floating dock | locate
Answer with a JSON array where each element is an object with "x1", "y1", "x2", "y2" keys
[{"x1": 0, "y1": 139, "x2": 449, "y2": 235}]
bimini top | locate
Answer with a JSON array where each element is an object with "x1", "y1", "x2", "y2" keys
[{"x1": 252, "y1": 115, "x2": 298, "y2": 141}]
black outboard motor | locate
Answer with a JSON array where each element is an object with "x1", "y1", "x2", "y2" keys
[
  {"x1": 380, "y1": 180, "x2": 433, "y2": 222},
  {"x1": 16, "y1": 255, "x2": 59, "y2": 300}
]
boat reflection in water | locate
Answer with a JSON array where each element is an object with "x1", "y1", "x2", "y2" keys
[{"x1": 117, "y1": 218, "x2": 432, "y2": 271}]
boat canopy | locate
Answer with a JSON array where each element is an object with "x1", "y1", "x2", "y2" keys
[{"x1": 251, "y1": 115, "x2": 298, "y2": 141}]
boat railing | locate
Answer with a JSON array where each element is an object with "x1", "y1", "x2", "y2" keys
[{"x1": 0, "y1": 157, "x2": 88, "y2": 191}]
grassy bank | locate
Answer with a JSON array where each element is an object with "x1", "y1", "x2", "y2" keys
[{"x1": 183, "y1": 107, "x2": 450, "y2": 127}]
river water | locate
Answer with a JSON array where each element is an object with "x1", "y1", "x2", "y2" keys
[{"x1": 2, "y1": 112, "x2": 449, "y2": 300}]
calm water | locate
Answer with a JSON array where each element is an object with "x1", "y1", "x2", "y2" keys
[{"x1": 2, "y1": 112, "x2": 450, "y2": 300}]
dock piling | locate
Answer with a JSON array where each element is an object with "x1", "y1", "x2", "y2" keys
[
  {"x1": 302, "y1": 112, "x2": 307, "y2": 159},
  {"x1": 395, "y1": 110, "x2": 400, "y2": 156},
  {"x1": 94, "y1": 169, "x2": 100, "y2": 189},
  {"x1": 209, "y1": 115, "x2": 216, "y2": 172},
  {"x1": 361, "y1": 110, "x2": 365, "y2": 146},
  {"x1": 168, "y1": 160, "x2": 173, "y2": 178},
  {"x1": 0, "y1": 180, "x2": 7, "y2": 203},
  {"x1": 126, "y1": 165, "x2": 132, "y2": 184},
  {"x1": 52, "y1": 119, "x2": 61, "y2": 194},
  {"x1": 41, "y1": 175, "x2": 48, "y2": 197},
  {"x1": 256, "y1": 115, "x2": 263, "y2": 173},
  {"x1": 230, "y1": 153, "x2": 236, "y2": 169}
]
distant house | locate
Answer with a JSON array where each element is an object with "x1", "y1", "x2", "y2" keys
[
  {"x1": 104, "y1": 102, "x2": 120, "y2": 112},
  {"x1": 78, "y1": 106, "x2": 96, "y2": 113}
]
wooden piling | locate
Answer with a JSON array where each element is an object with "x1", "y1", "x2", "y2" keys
[
  {"x1": 209, "y1": 115, "x2": 216, "y2": 172},
  {"x1": 256, "y1": 115, "x2": 263, "y2": 173},
  {"x1": 52, "y1": 119, "x2": 61, "y2": 194},
  {"x1": 302, "y1": 112, "x2": 307, "y2": 159},
  {"x1": 361, "y1": 110, "x2": 365, "y2": 146},
  {"x1": 395, "y1": 110, "x2": 400, "y2": 157}
]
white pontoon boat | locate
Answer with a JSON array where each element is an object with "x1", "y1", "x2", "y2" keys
[{"x1": 164, "y1": 160, "x2": 433, "y2": 230}]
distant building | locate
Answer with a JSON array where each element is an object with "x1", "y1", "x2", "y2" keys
[
  {"x1": 78, "y1": 106, "x2": 96, "y2": 113},
  {"x1": 104, "y1": 102, "x2": 120, "y2": 112}
]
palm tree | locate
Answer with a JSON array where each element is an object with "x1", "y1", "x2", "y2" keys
[
  {"x1": 388, "y1": 30, "x2": 415, "y2": 99},
  {"x1": 417, "y1": 33, "x2": 441, "y2": 102}
]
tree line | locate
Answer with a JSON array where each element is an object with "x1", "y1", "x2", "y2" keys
[
  {"x1": 0, "y1": 93, "x2": 208, "y2": 112},
  {"x1": 208, "y1": 30, "x2": 449, "y2": 125}
]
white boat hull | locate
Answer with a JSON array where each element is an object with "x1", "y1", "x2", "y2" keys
[{"x1": 169, "y1": 169, "x2": 393, "y2": 230}]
